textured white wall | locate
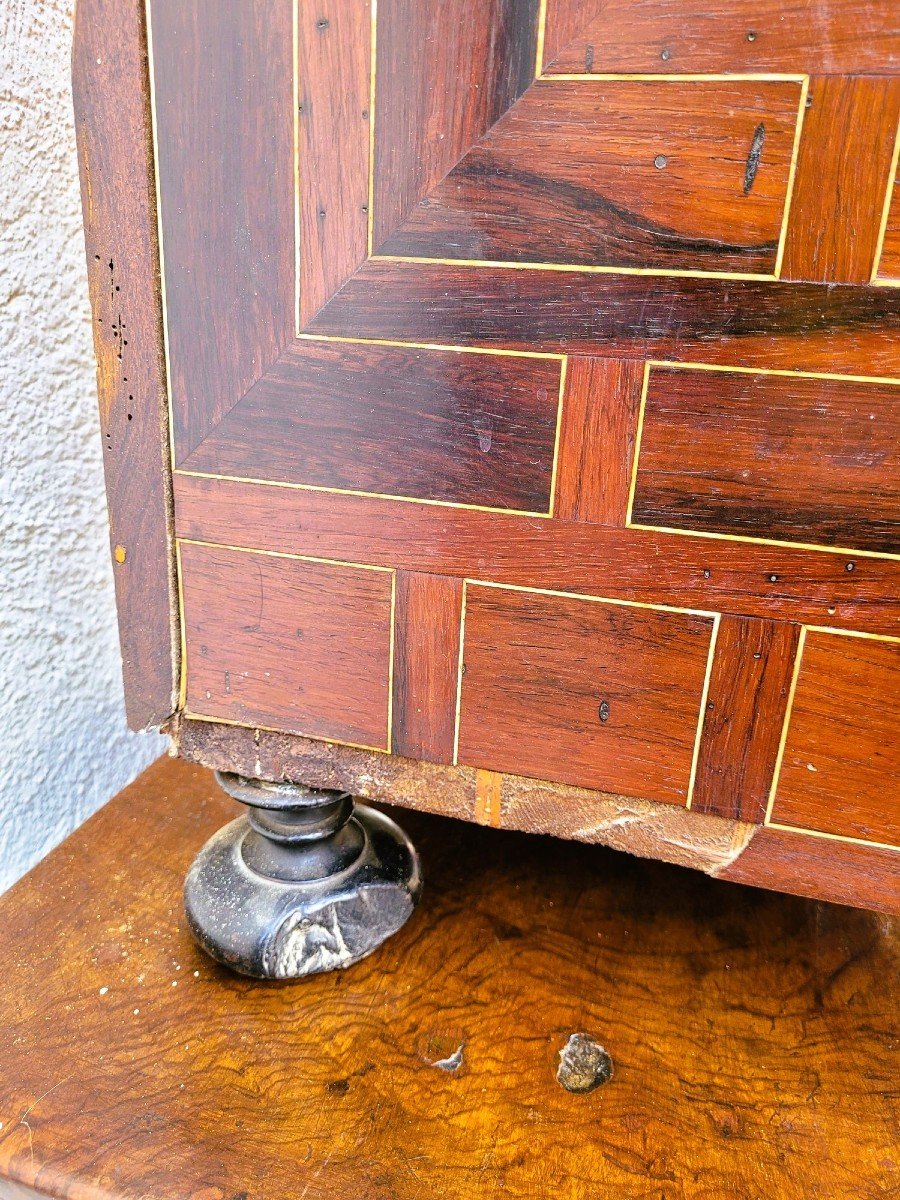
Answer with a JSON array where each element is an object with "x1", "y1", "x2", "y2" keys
[{"x1": 0, "y1": 0, "x2": 162, "y2": 893}]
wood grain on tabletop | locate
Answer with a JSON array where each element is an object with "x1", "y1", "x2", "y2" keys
[{"x1": 0, "y1": 756, "x2": 897, "y2": 1199}]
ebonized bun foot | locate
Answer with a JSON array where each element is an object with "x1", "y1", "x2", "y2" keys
[{"x1": 184, "y1": 772, "x2": 422, "y2": 979}]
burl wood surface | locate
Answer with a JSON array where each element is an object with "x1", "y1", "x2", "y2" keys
[{"x1": 0, "y1": 758, "x2": 898, "y2": 1200}]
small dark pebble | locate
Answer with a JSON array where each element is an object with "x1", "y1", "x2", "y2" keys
[{"x1": 557, "y1": 1033, "x2": 613, "y2": 1094}]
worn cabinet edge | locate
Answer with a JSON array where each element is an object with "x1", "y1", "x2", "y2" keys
[
  {"x1": 72, "y1": 0, "x2": 179, "y2": 728},
  {"x1": 172, "y1": 718, "x2": 900, "y2": 915}
]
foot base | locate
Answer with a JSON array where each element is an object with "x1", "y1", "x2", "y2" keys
[{"x1": 184, "y1": 773, "x2": 422, "y2": 979}]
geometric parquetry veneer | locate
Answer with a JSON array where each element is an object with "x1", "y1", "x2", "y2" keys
[{"x1": 75, "y1": 0, "x2": 900, "y2": 914}]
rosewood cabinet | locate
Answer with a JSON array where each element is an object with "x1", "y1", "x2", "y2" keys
[{"x1": 74, "y1": 0, "x2": 900, "y2": 972}]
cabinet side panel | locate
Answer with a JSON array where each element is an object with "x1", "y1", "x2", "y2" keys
[{"x1": 72, "y1": 0, "x2": 178, "y2": 728}]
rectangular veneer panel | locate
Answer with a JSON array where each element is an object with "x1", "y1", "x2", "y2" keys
[
  {"x1": 542, "y1": 0, "x2": 900, "y2": 75},
  {"x1": 770, "y1": 630, "x2": 900, "y2": 846},
  {"x1": 378, "y1": 78, "x2": 802, "y2": 275},
  {"x1": 148, "y1": 0, "x2": 294, "y2": 460},
  {"x1": 392, "y1": 572, "x2": 463, "y2": 764},
  {"x1": 554, "y1": 357, "x2": 644, "y2": 525},
  {"x1": 631, "y1": 366, "x2": 900, "y2": 553},
  {"x1": 692, "y1": 617, "x2": 800, "y2": 822},
  {"x1": 180, "y1": 340, "x2": 562, "y2": 513},
  {"x1": 297, "y1": 0, "x2": 371, "y2": 325},
  {"x1": 309, "y1": 260, "x2": 900, "y2": 377},
  {"x1": 180, "y1": 542, "x2": 393, "y2": 750},
  {"x1": 174, "y1": 472, "x2": 900, "y2": 638},
  {"x1": 456, "y1": 584, "x2": 715, "y2": 805},
  {"x1": 781, "y1": 77, "x2": 900, "y2": 284}
]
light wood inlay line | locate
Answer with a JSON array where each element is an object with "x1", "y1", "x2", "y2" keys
[
  {"x1": 174, "y1": 470, "x2": 561, "y2": 521},
  {"x1": 547, "y1": 356, "x2": 568, "y2": 517},
  {"x1": 143, "y1": 0, "x2": 177, "y2": 478},
  {"x1": 387, "y1": 568, "x2": 396, "y2": 754},
  {"x1": 766, "y1": 822, "x2": 900, "y2": 853},
  {"x1": 367, "y1": 0, "x2": 377, "y2": 258},
  {"x1": 175, "y1": 539, "x2": 187, "y2": 710},
  {"x1": 292, "y1": 0, "x2": 300, "y2": 336},
  {"x1": 773, "y1": 74, "x2": 810, "y2": 278},
  {"x1": 452, "y1": 580, "x2": 468, "y2": 766},
  {"x1": 371, "y1": 254, "x2": 783, "y2": 282},
  {"x1": 685, "y1": 613, "x2": 721, "y2": 811},
  {"x1": 179, "y1": 710, "x2": 391, "y2": 757},
  {"x1": 534, "y1": 0, "x2": 548, "y2": 77},
  {"x1": 871, "y1": 113, "x2": 900, "y2": 284}
]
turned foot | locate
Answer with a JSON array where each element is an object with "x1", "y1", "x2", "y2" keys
[{"x1": 184, "y1": 772, "x2": 422, "y2": 979}]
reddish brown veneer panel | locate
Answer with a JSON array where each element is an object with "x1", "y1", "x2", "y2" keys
[
  {"x1": 380, "y1": 78, "x2": 800, "y2": 275},
  {"x1": 457, "y1": 584, "x2": 715, "y2": 805},
  {"x1": 174, "y1": 472, "x2": 900, "y2": 639},
  {"x1": 180, "y1": 542, "x2": 393, "y2": 750},
  {"x1": 392, "y1": 572, "x2": 463, "y2": 764},
  {"x1": 554, "y1": 357, "x2": 644, "y2": 525},
  {"x1": 72, "y1": 0, "x2": 177, "y2": 727},
  {"x1": 297, "y1": 0, "x2": 371, "y2": 325},
  {"x1": 310, "y1": 260, "x2": 900, "y2": 377},
  {"x1": 692, "y1": 617, "x2": 801, "y2": 822},
  {"x1": 148, "y1": 0, "x2": 294, "y2": 461},
  {"x1": 782, "y1": 76, "x2": 900, "y2": 284},
  {"x1": 180, "y1": 340, "x2": 562, "y2": 512},
  {"x1": 542, "y1": 0, "x2": 900, "y2": 75},
  {"x1": 632, "y1": 366, "x2": 900, "y2": 554},
  {"x1": 771, "y1": 630, "x2": 900, "y2": 846}
]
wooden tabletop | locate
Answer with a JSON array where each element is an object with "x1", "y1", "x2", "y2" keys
[{"x1": 0, "y1": 758, "x2": 896, "y2": 1199}]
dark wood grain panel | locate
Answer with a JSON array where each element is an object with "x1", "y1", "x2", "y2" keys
[
  {"x1": 392, "y1": 572, "x2": 463, "y2": 764},
  {"x1": 554, "y1": 357, "x2": 643, "y2": 524},
  {"x1": 174, "y1": 472, "x2": 900, "y2": 638},
  {"x1": 543, "y1": 0, "x2": 900, "y2": 75},
  {"x1": 72, "y1": 0, "x2": 177, "y2": 728},
  {"x1": 180, "y1": 541, "x2": 393, "y2": 749},
  {"x1": 540, "y1": 0, "x2": 602, "y2": 71},
  {"x1": 877, "y1": 170, "x2": 900, "y2": 280},
  {"x1": 180, "y1": 339, "x2": 562, "y2": 512},
  {"x1": 692, "y1": 618, "x2": 801, "y2": 822},
  {"x1": 373, "y1": 0, "x2": 539, "y2": 249},
  {"x1": 719, "y1": 825, "x2": 900, "y2": 912},
  {"x1": 782, "y1": 77, "x2": 900, "y2": 283},
  {"x1": 310, "y1": 259, "x2": 900, "y2": 375},
  {"x1": 379, "y1": 78, "x2": 801, "y2": 274},
  {"x1": 457, "y1": 584, "x2": 714, "y2": 804},
  {"x1": 297, "y1": 0, "x2": 371, "y2": 325},
  {"x1": 148, "y1": 0, "x2": 294, "y2": 460},
  {"x1": 631, "y1": 366, "x2": 900, "y2": 553},
  {"x1": 771, "y1": 630, "x2": 900, "y2": 845}
]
